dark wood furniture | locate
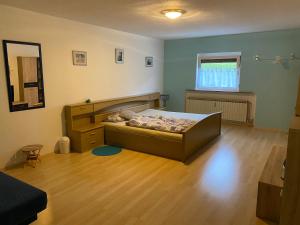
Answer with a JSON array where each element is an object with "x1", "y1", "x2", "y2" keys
[{"x1": 256, "y1": 146, "x2": 286, "y2": 223}]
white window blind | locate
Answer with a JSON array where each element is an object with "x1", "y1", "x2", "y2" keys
[{"x1": 196, "y1": 53, "x2": 241, "y2": 92}]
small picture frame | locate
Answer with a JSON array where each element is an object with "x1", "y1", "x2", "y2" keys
[
  {"x1": 72, "y1": 51, "x2": 87, "y2": 66},
  {"x1": 145, "y1": 56, "x2": 153, "y2": 67},
  {"x1": 115, "y1": 48, "x2": 124, "y2": 64}
]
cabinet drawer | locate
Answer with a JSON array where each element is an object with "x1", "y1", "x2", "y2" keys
[
  {"x1": 81, "y1": 128, "x2": 104, "y2": 151},
  {"x1": 71, "y1": 104, "x2": 93, "y2": 116},
  {"x1": 83, "y1": 140, "x2": 100, "y2": 151}
]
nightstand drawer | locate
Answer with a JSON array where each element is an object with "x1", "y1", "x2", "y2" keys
[
  {"x1": 84, "y1": 140, "x2": 100, "y2": 151},
  {"x1": 71, "y1": 104, "x2": 93, "y2": 116},
  {"x1": 84, "y1": 130, "x2": 100, "y2": 139},
  {"x1": 81, "y1": 128, "x2": 104, "y2": 151}
]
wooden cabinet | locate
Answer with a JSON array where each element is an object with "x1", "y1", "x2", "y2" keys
[
  {"x1": 65, "y1": 103, "x2": 104, "y2": 153},
  {"x1": 280, "y1": 117, "x2": 300, "y2": 225},
  {"x1": 256, "y1": 146, "x2": 286, "y2": 223},
  {"x1": 296, "y1": 79, "x2": 300, "y2": 116},
  {"x1": 72, "y1": 126, "x2": 104, "y2": 152}
]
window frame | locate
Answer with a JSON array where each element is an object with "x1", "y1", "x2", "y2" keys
[{"x1": 195, "y1": 52, "x2": 241, "y2": 92}]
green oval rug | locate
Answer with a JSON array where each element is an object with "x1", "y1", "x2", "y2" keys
[{"x1": 92, "y1": 145, "x2": 122, "y2": 156}]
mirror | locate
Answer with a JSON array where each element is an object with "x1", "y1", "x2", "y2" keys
[{"x1": 2, "y1": 40, "x2": 45, "y2": 112}]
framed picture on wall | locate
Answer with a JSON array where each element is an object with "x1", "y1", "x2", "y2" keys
[
  {"x1": 72, "y1": 51, "x2": 87, "y2": 66},
  {"x1": 115, "y1": 48, "x2": 124, "y2": 64},
  {"x1": 145, "y1": 56, "x2": 153, "y2": 67}
]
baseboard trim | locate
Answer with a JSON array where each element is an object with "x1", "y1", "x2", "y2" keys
[
  {"x1": 221, "y1": 120, "x2": 253, "y2": 127},
  {"x1": 254, "y1": 127, "x2": 287, "y2": 133},
  {"x1": 2, "y1": 151, "x2": 54, "y2": 171}
]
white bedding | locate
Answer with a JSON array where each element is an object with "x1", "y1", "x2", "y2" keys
[
  {"x1": 102, "y1": 109, "x2": 209, "y2": 132},
  {"x1": 137, "y1": 109, "x2": 208, "y2": 121},
  {"x1": 126, "y1": 114, "x2": 196, "y2": 133}
]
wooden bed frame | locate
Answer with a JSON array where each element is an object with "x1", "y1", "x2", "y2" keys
[{"x1": 65, "y1": 92, "x2": 221, "y2": 162}]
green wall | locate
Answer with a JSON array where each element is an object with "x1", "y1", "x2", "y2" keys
[{"x1": 164, "y1": 29, "x2": 300, "y2": 130}]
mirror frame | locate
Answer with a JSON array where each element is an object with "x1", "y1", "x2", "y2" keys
[{"x1": 2, "y1": 40, "x2": 45, "y2": 112}]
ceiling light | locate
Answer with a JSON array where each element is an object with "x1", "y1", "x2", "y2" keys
[{"x1": 161, "y1": 9, "x2": 186, "y2": 20}]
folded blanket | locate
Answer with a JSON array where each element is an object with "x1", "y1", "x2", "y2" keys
[{"x1": 126, "y1": 115, "x2": 196, "y2": 133}]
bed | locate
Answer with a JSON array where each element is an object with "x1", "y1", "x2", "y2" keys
[
  {"x1": 66, "y1": 92, "x2": 221, "y2": 162},
  {"x1": 100, "y1": 107, "x2": 221, "y2": 162}
]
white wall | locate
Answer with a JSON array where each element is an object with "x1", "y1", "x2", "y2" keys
[{"x1": 0, "y1": 5, "x2": 164, "y2": 168}]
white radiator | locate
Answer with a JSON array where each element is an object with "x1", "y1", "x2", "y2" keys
[
  {"x1": 185, "y1": 91, "x2": 256, "y2": 124},
  {"x1": 186, "y1": 98, "x2": 248, "y2": 122}
]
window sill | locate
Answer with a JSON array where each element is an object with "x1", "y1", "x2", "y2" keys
[{"x1": 186, "y1": 89, "x2": 255, "y2": 95}]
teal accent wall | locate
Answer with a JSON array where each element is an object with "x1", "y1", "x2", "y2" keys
[{"x1": 164, "y1": 29, "x2": 300, "y2": 130}]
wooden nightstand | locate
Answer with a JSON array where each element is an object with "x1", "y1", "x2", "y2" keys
[{"x1": 71, "y1": 124, "x2": 104, "y2": 152}]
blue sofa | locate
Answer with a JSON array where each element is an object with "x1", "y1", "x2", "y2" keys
[{"x1": 0, "y1": 172, "x2": 47, "y2": 225}]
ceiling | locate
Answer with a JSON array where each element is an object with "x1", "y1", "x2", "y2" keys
[{"x1": 1, "y1": 0, "x2": 300, "y2": 40}]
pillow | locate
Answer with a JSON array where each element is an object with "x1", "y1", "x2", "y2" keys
[
  {"x1": 104, "y1": 113, "x2": 125, "y2": 123},
  {"x1": 119, "y1": 110, "x2": 136, "y2": 120}
]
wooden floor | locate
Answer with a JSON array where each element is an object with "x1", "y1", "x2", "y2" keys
[{"x1": 5, "y1": 125, "x2": 287, "y2": 225}]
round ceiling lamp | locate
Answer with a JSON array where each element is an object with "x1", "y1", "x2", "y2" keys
[{"x1": 161, "y1": 9, "x2": 186, "y2": 20}]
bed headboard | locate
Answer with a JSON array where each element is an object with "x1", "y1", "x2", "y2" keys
[
  {"x1": 93, "y1": 92, "x2": 160, "y2": 122},
  {"x1": 65, "y1": 92, "x2": 161, "y2": 130}
]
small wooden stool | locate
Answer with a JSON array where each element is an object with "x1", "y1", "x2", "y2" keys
[{"x1": 21, "y1": 144, "x2": 43, "y2": 168}]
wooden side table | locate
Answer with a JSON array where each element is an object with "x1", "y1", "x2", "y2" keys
[
  {"x1": 71, "y1": 125, "x2": 104, "y2": 152},
  {"x1": 21, "y1": 144, "x2": 43, "y2": 168}
]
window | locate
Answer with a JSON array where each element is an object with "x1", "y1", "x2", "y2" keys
[{"x1": 196, "y1": 52, "x2": 241, "y2": 92}]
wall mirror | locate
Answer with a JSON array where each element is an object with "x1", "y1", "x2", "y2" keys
[{"x1": 2, "y1": 40, "x2": 45, "y2": 112}]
